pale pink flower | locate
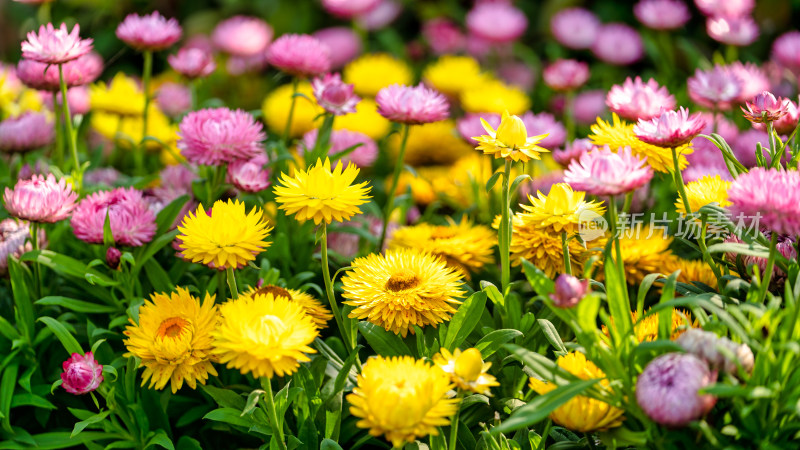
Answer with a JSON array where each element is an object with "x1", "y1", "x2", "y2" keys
[
  {"x1": 212, "y1": 16, "x2": 273, "y2": 57},
  {"x1": 457, "y1": 113, "x2": 501, "y2": 145},
  {"x1": 728, "y1": 168, "x2": 800, "y2": 236},
  {"x1": 0, "y1": 219, "x2": 42, "y2": 276},
  {"x1": 466, "y1": 3, "x2": 527, "y2": 44},
  {"x1": 770, "y1": 99, "x2": 800, "y2": 135},
  {"x1": 423, "y1": 18, "x2": 465, "y2": 55},
  {"x1": 728, "y1": 61, "x2": 770, "y2": 102},
  {"x1": 574, "y1": 90, "x2": 608, "y2": 125},
  {"x1": 227, "y1": 154, "x2": 270, "y2": 193},
  {"x1": 550, "y1": 8, "x2": 600, "y2": 50},
  {"x1": 607, "y1": 77, "x2": 676, "y2": 121},
  {"x1": 4, "y1": 174, "x2": 77, "y2": 223},
  {"x1": 564, "y1": 145, "x2": 653, "y2": 195},
  {"x1": 741, "y1": 91, "x2": 788, "y2": 123},
  {"x1": 312, "y1": 73, "x2": 360, "y2": 116},
  {"x1": 322, "y1": 0, "x2": 380, "y2": 18},
  {"x1": 70, "y1": 187, "x2": 157, "y2": 247},
  {"x1": 521, "y1": 112, "x2": 566, "y2": 149},
  {"x1": 550, "y1": 274, "x2": 589, "y2": 308},
  {"x1": 694, "y1": 0, "x2": 754, "y2": 17},
  {"x1": 376, "y1": 84, "x2": 449, "y2": 125},
  {"x1": 155, "y1": 82, "x2": 192, "y2": 117},
  {"x1": 592, "y1": 24, "x2": 643, "y2": 66},
  {"x1": 688, "y1": 65, "x2": 742, "y2": 110},
  {"x1": 61, "y1": 352, "x2": 103, "y2": 395},
  {"x1": 634, "y1": 0, "x2": 691, "y2": 30},
  {"x1": 42, "y1": 86, "x2": 91, "y2": 116},
  {"x1": 168, "y1": 47, "x2": 216, "y2": 79},
  {"x1": 302, "y1": 129, "x2": 378, "y2": 168},
  {"x1": 553, "y1": 138, "x2": 594, "y2": 166},
  {"x1": 266, "y1": 34, "x2": 331, "y2": 77},
  {"x1": 21, "y1": 23, "x2": 93, "y2": 65},
  {"x1": 634, "y1": 107, "x2": 707, "y2": 148},
  {"x1": 152, "y1": 165, "x2": 195, "y2": 204},
  {"x1": 0, "y1": 112, "x2": 54, "y2": 153},
  {"x1": 707, "y1": 16, "x2": 759, "y2": 47},
  {"x1": 636, "y1": 353, "x2": 717, "y2": 427},
  {"x1": 177, "y1": 108, "x2": 266, "y2": 166},
  {"x1": 17, "y1": 51, "x2": 102, "y2": 91},
  {"x1": 355, "y1": 0, "x2": 402, "y2": 30},
  {"x1": 542, "y1": 59, "x2": 589, "y2": 91},
  {"x1": 116, "y1": 12, "x2": 182, "y2": 51},
  {"x1": 772, "y1": 31, "x2": 800, "y2": 74},
  {"x1": 313, "y1": 27, "x2": 362, "y2": 69}
]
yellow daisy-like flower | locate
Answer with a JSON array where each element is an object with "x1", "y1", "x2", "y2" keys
[
  {"x1": 604, "y1": 309, "x2": 696, "y2": 342},
  {"x1": 91, "y1": 107, "x2": 178, "y2": 151},
  {"x1": 344, "y1": 53, "x2": 413, "y2": 97},
  {"x1": 422, "y1": 55, "x2": 487, "y2": 98},
  {"x1": 617, "y1": 228, "x2": 673, "y2": 285},
  {"x1": 274, "y1": 158, "x2": 371, "y2": 225},
  {"x1": 124, "y1": 287, "x2": 218, "y2": 394},
  {"x1": 177, "y1": 199, "x2": 272, "y2": 270},
  {"x1": 90, "y1": 72, "x2": 146, "y2": 116},
  {"x1": 528, "y1": 352, "x2": 624, "y2": 433},
  {"x1": 663, "y1": 256, "x2": 719, "y2": 287},
  {"x1": 676, "y1": 175, "x2": 732, "y2": 216},
  {"x1": 461, "y1": 80, "x2": 530, "y2": 115},
  {"x1": 262, "y1": 82, "x2": 322, "y2": 137},
  {"x1": 433, "y1": 348, "x2": 499, "y2": 395},
  {"x1": 341, "y1": 248, "x2": 465, "y2": 337},
  {"x1": 333, "y1": 98, "x2": 391, "y2": 140},
  {"x1": 240, "y1": 285, "x2": 333, "y2": 329},
  {"x1": 521, "y1": 183, "x2": 606, "y2": 235},
  {"x1": 389, "y1": 220, "x2": 495, "y2": 277},
  {"x1": 347, "y1": 355, "x2": 459, "y2": 448},
  {"x1": 589, "y1": 114, "x2": 692, "y2": 173},
  {"x1": 390, "y1": 120, "x2": 473, "y2": 166},
  {"x1": 473, "y1": 111, "x2": 549, "y2": 162},
  {"x1": 212, "y1": 292, "x2": 318, "y2": 379}
]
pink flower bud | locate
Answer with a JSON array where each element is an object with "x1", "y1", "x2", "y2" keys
[
  {"x1": 550, "y1": 274, "x2": 589, "y2": 308},
  {"x1": 61, "y1": 352, "x2": 103, "y2": 395},
  {"x1": 106, "y1": 247, "x2": 121, "y2": 269}
]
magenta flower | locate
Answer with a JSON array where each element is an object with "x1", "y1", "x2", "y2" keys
[
  {"x1": 302, "y1": 129, "x2": 378, "y2": 168},
  {"x1": 607, "y1": 77, "x2": 676, "y2": 121},
  {"x1": 312, "y1": 73, "x2": 360, "y2": 116},
  {"x1": 550, "y1": 7, "x2": 600, "y2": 50},
  {"x1": 542, "y1": 59, "x2": 589, "y2": 92},
  {"x1": 694, "y1": 0, "x2": 754, "y2": 17},
  {"x1": 376, "y1": 84, "x2": 449, "y2": 125},
  {"x1": 636, "y1": 353, "x2": 717, "y2": 427},
  {"x1": 423, "y1": 18, "x2": 465, "y2": 55},
  {"x1": 313, "y1": 27, "x2": 362, "y2": 69},
  {"x1": 168, "y1": 47, "x2": 216, "y2": 79},
  {"x1": 355, "y1": 0, "x2": 402, "y2": 31},
  {"x1": 0, "y1": 219, "x2": 41, "y2": 276},
  {"x1": 16, "y1": 51, "x2": 102, "y2": 91},
  {"x1": 554, "y1": 138, "x2": 594, "y2": 166},
  {"x1": 116, "y1": 12, "x2": 182, "y2": 51},
  {"x1": 521, "y1": 112, "x2": 566, "y2": 149},
  {"x1": 592, "y1": 24, "x2": 643, "y2": 66},
  {"x1": 177, "y1": 108, "x2": 266, "y2": 166},
  {"x1": 45, "y1": 86, "x2": 92, "y2": 116},
  {"x1": 266, "y1": 34, "x2": 331, "y2": 78},
  {"x1": 466, "y1": 2, "x2": 527, "y2": 44},
  {"x1": 707, "y1": 16, "x2": 759, "y2": 47},
  {"x1": 70, "y1": 187, "x2": 157, "y2": 247},
  {"x1": 564, "y1": 145, "x2": 653, "y2": 196},
  {"x1": 61, "y1": 352, "x2": 103, "y2": 395},
  {"x1": 155, "y1": 82, "x2": 192, "y2": 117},
  {"x1": 0, "y1": 112, "x2": 55, "y2": 153},
  {"x1": 634, "y1": 0, "x2": 691, "y2": 30},
  {"x1": 771, "y1": 99, "x2": 799, "y2": 135},
  {"x1": 4, "y1": 174, "x2": 77, "y2": 223},
  {"x1": 634, "y1": 107, "x2": 707, "y2": 148},
  {"x1": 573, "y1": 90, "x2": 608, "y2": 125},
  {"x1": 688, "y1": 66, "x2": 742, "y2": 110},
  {"x1": 772, "y1": 31, "x2": 800, "y2": 74},
  {"x1": 457, "y1": 113, "x2": 501, "y2": 145},
  {"x1": 21, "y1": 23, "x2": 93, "y2": 65},
  {"x1": 550, "y1": 274, "x2": 589, "y2": 308},
  {"x1": 106, "y1": 247, "x2": 121, "y2": 269},
  {"x1": 227, "y1": 154, "x2": 270, "y2": 193},
  {"x1": 212, "y1": 16, "x2": 273, "y2": 57},
  {"x1": 728, "y1": 168, "x2": 800, "y2": 236},
  {"x1": 322, "y1": 0, "x2": 380, "y2": 18},
  {"x1": 741, "y1": 91, "x2": 788, "y2": 123},
  {"x1": 728, "y1": 62, "x2": 770, "y2": 102}
]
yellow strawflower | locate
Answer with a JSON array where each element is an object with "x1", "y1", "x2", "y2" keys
[
  {"x1": 211, "y1": 292, "x2": 318, "y2": 379},
  {"x1": 604, "y1": 309, "x2": 696, "y2": 342},
  {"x1": 90, "y1": 72, "x2": 146, "y2": 116},
  {"x1": 663, "y1": 256, "x2": 719, "y2": 288},
  {"x1": 390, "y1": 120, "x2": 473, "y2": 166},
  {"x1": 341, "y1": 248, "x2": 465, "y2": 337},
  {"x1": 394, "y1": 170, "x2": 437, "y2": 204},
  {"x1": 473, "y1": 111, "x2": 549, "y2": 162},
  {"x1": 240, "y1": 285, "x2": 332, "y2": 329},
  {"x1": 422, "y1": 55, "x2": 487, "y2": 98},
  {"x1": 433, "y1": 348, "x2": 499, "y2": 395},
  {"x1": 273, "y1": 158, "x2": 371, "y2": 225},
  {"x1": 521, "y1": 183, "x2": 606, "y2": 235},
  {"x1": 262, "y1": 82, "x2": 322, "y2": 137},
  {"x1": 347, "y1": 356, "x2": 459, "y2": 448},
  {"x1": 124, "y1": 287, "x2": 218, "y2": 393},
  {"x1": 344, "y1": 53, "x2": 413, "y2": 97},
  {"x1": 333, "y1": 98, "x2": 391, "y2": 140},
  {"x1": 528, "y1": 352, "x2": 624, "y2": 432},
  {"x1": 676, "y1": 175, "x2": 732, "y2": 216},
  {"x1": 461, "y1": 80, "x2": 530, "y2": 115},
  {"x1": 617, "y1": 228, "x2": 673, "y2": 285},
  {"x1": 177, "y1": 199, "x2": 272, "y2": 270}
]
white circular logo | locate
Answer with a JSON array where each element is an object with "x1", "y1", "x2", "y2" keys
[{"x1": 578, "y1": 209, "x2": 608, "y2": 242}]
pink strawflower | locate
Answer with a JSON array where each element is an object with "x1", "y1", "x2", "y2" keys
[
  {"x1": 728, "y1": 168, "x2": 800, "y2": 236},
  {"x1": 521, "y1": 112, "x2": 566, "y2": 149},
  {"x1": 152, "y1": 165, "x2": 195, "y2": 203},
  {"x1": 564, "y1": 145, "x2": 653, "y2": 196},
  {"x1": 688, "y1": 65, "x2": 742, "y2": 110},
  {"x1": 42, "y1": 86, "x2": 91, "y2": 116},
  {"x1": 313, "y1": 27, "x2": 362, "y2": 69},
  {"x1": 17, "y1": 51, "x2": 102, "y2": 91},
  {"x1": 355, "y1": 0, "x2": 402, "y2": 31},
  {"x1": 607, "y1": 77, "x2": 677, "y2": 121},
  {"x1": 376, "y1": 84, "x2": 450, "y2": 125},
  {"x1": 770, "y1": 99, "x2": 800, "y2": 135},
  {"x1": 116, "y1": 12, "x2": 182, "y2": 51},
  {"x1": 542, "y1": 59, "x2": 589, "y2": 91},
  {"x1": 266, "y1": 34, "x2": 331, "y2": 77},
  {"x1": 741, "y1": 91, "x2": 788, "y2": 123},
  {"x1": 312, "y1": 73, "x2": 360, "y2": 116},
  {"x1": 4, "y1": 174, "x2": 77, "y2": 223},
  {"x1": 177, "y1": 108, "x2": 266, "y2": 166},
  {"x1": 227, "y1": 154, "x2": 270, "y2": 193},
  {"x1": 466, "y1": 2, "x2": 527, "y2": 44},
  {"x1": 0, "y1": 112, "x2": 54, "y2": 153},
  {"x1": 634, "y1": 107, "x2": 707, "y2": 148},
  {"x1": 212, "y1": 16, "x2": 273, "y2": 57},
  {"x1": 728, "y1": 62, "x2": 771, "y2": 102},
  {"x1": 0, "y1": 219, "x2": 42, "y2": 276},
  {"x1": 550, "y1": 8, "x2": 600, "y2": 50},
  {"x1": 574, "y1": 90, "x2": 608, "y2": 125},
  {"x1": 554, "y1": 138, "x2": 594, "y2": 166},
  {"x1": 322, "y1": 0, "x2": 380, "y2": 18},
  {"x1": 457, "y1": 113, "x2": 501, "y2": 145},
  {"x1": 732, "y1": 129, "x2": 770, "y2": 167},
  {"x1": 168, "y1": 47, "x2": 216, "y2": 79},
  {"x1": 498, "y1": 62, "x2": 535, "y2": 91},
  {"x1": 707, "y1": 16, "x2": 759, "y2": 47},
  {"x1": 694, "y1": 0, "x2": 754, "y2": 17},
  {"x1": 634, "y1": 0, "x2": 691, "y2": 30},
  {"x1": 636, "y1": 353, "x2": 717, "y2": 427},
  {"x1": 302, "y1": 129, "x2": 378, "y2": 168},
  {"x1": 592, "y1": 24, "x2": 643, "y2": 66},
  {"x1": 423, "y1": 18, "x2": 465, "y2": 55},
  {"x1": 21, "y1": 23, "x2": 93, "y2": 65},
  {"x1": 550, "y1": 274, "x2": 589, "y2": 308},
  {"x1": 155, "y1": 82, "x2": 192, "y2": 117},
  {"x1": 70, "y1": 187, "x2": 157, "y2": 247},
  {"x1": 772, "y1": 31, "x2": 800, "y2": 74},
  {"x1": 60, "y1": 352, "x2": 103, "y2": 395}
]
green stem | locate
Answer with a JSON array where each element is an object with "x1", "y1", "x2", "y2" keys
[
  {"x1": 585, "y1": 432, "x2": 598, "y2": 450},
  {"x1": 758, "y1": 233, "x2": 779, "y2": 302},
  {"x1": 216, "y1": 270, "x2": 226, "y2": 302},
  {"x1": 309, "y1": 114, "x2": 335, "y2": 165},
  {"x1": 622, "y1": 192, "x2": 633, "y2": 215},
  {"x1": 137, "y1": 51, "x2": 153, "y2": 176},
  {"x1": 561, "y1": 231, "x2": 572, "y2": 276},
  {"x1": 563, "y1": 90, "x2": 576, "y2": 142},
  {"x1": 282, "y1": 78, "x2": 300, "y2": 144},
  {"x1": 448, "y1": 391, "x2": 464, "y2": 450},
  {"x1": 608, "y1": 196, "x2": 629, "y2": 297},
  {"x1": 698, "y1": 216, "x2": 723, "y2": 291},
  {"x1": 30, "y1": 222, "x2": 41, "y2": 299},
  {"x1": 320, "y1": 223, "x2": 358, "y2": 360},
  {"x1": 52, "y1": 95, "x2": 64, "y2": 167},
  {"x1": 189, "y1": 79, "x2": 198, "y2": 110},
  {"x1": 261, "y1": 378, "x2": 287, "y2": 450},
  {"x1": 226, "y1": 267, "x2": 239, "y2": 299},
  {"x1": 499, "y1": 159, "x2": 512, "y2": 290},
  {"x1": 379, "y1": 123, "x2": 410, "y2": 250},
  {"x1": 58, "y1": 64, "x2": 82, "y2": 191},
  {"x1": 671, "y1": 147, "x2": 692, "y2": 215}
]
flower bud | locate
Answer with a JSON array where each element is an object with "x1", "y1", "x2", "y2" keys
[
  {"x1": 495, "y1": 111, "x2": 528, "y2": 148},
  {"x1": 61, "y1": 352, "x2": 103, "y2": 395},
  {"x1": 454, "y1": 348, "x2": 484, "y2": 382},
  {"x1": 550, "y1": 274, "x2": 589, "y2": 308},
  {"x1": 106, "y1": 247, "x2": 121, "y2": 270}
]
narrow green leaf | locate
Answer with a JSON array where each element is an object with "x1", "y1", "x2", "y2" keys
[
  {"x1": 444, "y1": 292, "x2": 487, "y2": 351},
  {"x1": 7, "y1": 258, "x2": 33, "y2": 342},
  {"x1": 357, "y1": 322, "x2": 412, "y2": 357},
  {"x1": 36, "y1": 297, "x2": 118, "y2": 314},
  {"x1": 241, "y1": 390, "x2": 265, "y2": 416},
  {"x1": 474, "y1": 329, "x2": 522, "y2": 358},
  {"x1": 480, "y1": 281, "x2": 504, "y2": 307},
  {"x1": 537, "y1": 319, "x2": 567, "y2": 354},
  {"x1": 658, "y1": 271, "x2": 680, "y2": 340},
  {"x1": 200, "y1": 385, "x2": 246, "y2": 410},
  {"x1": 71, "y1": 410, "x2": 110, "y2": 438},
  {"x1": 521, "y1": 259, "x2": 554, "y2": 296},
  {"x1": 38, "y1": 317, "x2": 83, "y2": 356},
  {"x1": 485, "y1": 171, "x2": 502, "y2": 192},
  {"x1": 0, "y1": 363, "x2": 19, "y2": 433}
]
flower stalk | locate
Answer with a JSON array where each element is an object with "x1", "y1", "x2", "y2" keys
[
  {"x1": 499, "y1": 159, "x2": 512, "y2": 290},
  {"x1": 380, "y1": 123, "x2": 410, "y2": 250},
  {"x1": 58, "y1": 64, "x2": 82, "y2": 191}
]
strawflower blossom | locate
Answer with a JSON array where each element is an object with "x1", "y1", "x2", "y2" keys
[
  {"x1": 376, "y1": 84, "x2": 449, "y2": 125},
  {"x1": 550, "y1": 8, "x2": 600, "y2": 50},
  {"x1": 770, "y1": 99, "x2": 800, "y2": 134},
  {"x1": 521, "y1": 112, "x2": 566, "y2": 149},
  {"x1": 423, "y1": 18, "x2": 465, "y2": 55},
  {"x1": 550, "y1": 274, "x2": 589, "y2": 308},
  {"x1": 70, "y1": 187, "x2": 157, "y2": 247},
  {"x1": 61, "y1": 352, "x2": 103, "y2": 395},
  {"x1": 592, "y1": 24, "x2": 643, "y2": 66},
  {"x1": 727, "y1": 168, "x2": 800, "y2": 236},
  {"x1": 44, "y1": 85, "x2": 91, "y2": 116},
  {"x1": 226, "y1": 153, "x2": 270, "y2": 193},
  {"x1": 0, "y1": 219, "x2": 43, "y2": 275},
  {"x1": 212, "y1": 16, "x2": 272, "y2": 57},
  {"x1": 677, "y1": 328, "x2": 755, "y2": 376},
  {"x1": 168, "y1": 47, "x2": 216, "y2": 79},
  {"x1": 695, "y1": 0, "x2": 754, "y2": 17},
  {"x1": 17, "y1": 52, "x2": 102, "y2": 91},
  {"x1": 707, "y1": 16, "x2": 759, "y2": 47},
  {"x1": 607, "y1": 77, "x2": 676, "y2": 122},
  {"x1": 0, "y1": 112, "x2": 54, "y2": 153},
  {"x1": 741, "y1": 91, "x2": 788, "y2": 123},
  {"x1": 156, "y1": 82, "x2": 192, "y2": 117},
  {"x1": 4, "y1": 174, "x2": 77, "y2": 223},
  {"x1": 226, "y1": 52, "x2": 269, "y2": 76},
  {"x1": 313, "y1": 27, "x2": 362, "y2": 69},
  {"x1": 473, "y1": 111, "x2": 549, "y2": 162},
  {"x1": 312, "y1": 73, "x2": 360, "y2": 116},
  {"x1": 634, "y1": 0, "x2": 691, "y2": 30},
  {"x1": 553, "y1": 138, "x2": 594, "y2": 166},
  {"x1": 542, "y1": 59, "x2": 589, "y2": 91},
  {"x1": 634, "y1": 107, "x2": 707, "y2": 148},
  {"x1": 688, "y1": 65, "x2": 742, "y2": 110},
  {"x1": 434, "y1": 348, "x2": 499, "y2": 395},
  {"x1": 729, "y1": 62, "x2": 771, "y2": 102},
  {"x1": 772, "y1": 31, "x2": 800, "y2": 74},
  {"x1": 465, "y1": 2, "x2": 527, "y2": 44},
  {"x1": 355, "y1": 0, "x2": 402, "y2": 31},
  {"x1": 116, "y1": 12, "x2": 182, "y2": 51},
  {"x1": 321, "y1": 0, "x2": 380, "y2": 18},
  {"x1": 266, "y1": 34, "x2": 331, "y2": 78},
  {"x1": 732, "y1": 129, "x2": 771, "y2": 167},
  {"x1": 302, "y1": 129, "x2": 378, "y2": 168},
  {"x1": 21, "y1": 23, "x2": 93, "y2": 65},
  {"x1": 564, "y1": 145, "x2": 653, "y2": 196},
  {"x1": 177, "y1": 108, "x2": 266, "y2": 166}
]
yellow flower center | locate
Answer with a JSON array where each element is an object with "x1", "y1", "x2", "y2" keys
[
  {"x1": 495, "y1": 112, "x2": 528, "y2": 149},
  {"x1": 385, "y1": 269, "x2": 420, "y2": 292},
  {"x1": 255, "y1": 285, "x2": 293, "y2": 300},
  {"x1": 156, "y1": 317, "x2": 190, "y2": 339},
  {"x1": 454, "y1": 348, "x2": 484, "y2": 382},
  {"x1": 430, "y1": 226, "x2": 457, "y2": 240}
]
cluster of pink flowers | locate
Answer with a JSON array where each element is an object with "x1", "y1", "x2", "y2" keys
[
  {"x1": 21, "y1": 23, "x2": 93, "y2": 65},
  {"x1": 634, "y1": 0, "x2": 690, "y2": 30},
  {"x1": 376, "y1": 84, "x2": 450, "y2": 125},
  {"x1": 313, "y1": 27, "x2": 362, "y2": 69},
  {"x1": 542, "y1": 59, "x2": 589, "y2": 92},
  {"x1": 227, "y1": 154, "x2": 270, "y2": 193},
  {"x1": 212, "y1": 16, "x2": 273, "y2": 57},
  {"x1": 70, "y1": 187, "x2": 157, "y2": 247},
  {"x1": 550, "y1": 8, "x2": 643, "y2": 66},
  {"x1": 17, "y1": 51, "x2": 102, "y2": 91},
  {"x1": 694, "y1": 0, "x2": 758, "y2": 47},
  {"x1": 177, "y1": 108, "x2": 266, "y2": 166},
  {"x1": 168, "y1": 47, "x2": 216, "y2": 79},
  {"x1": 0, "y1": 218, "x2": 41, "y2": 276}
]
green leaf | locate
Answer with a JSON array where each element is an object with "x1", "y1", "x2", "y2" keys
[
  {"x1": 36, "y1": 297, "x2": 118, "y2": 314},
  {"x1": 145, "y1": 431, "x2": 175, "y2": 450},
  {"x1": 604, "y1": 251, "x2": 632, "y2": 340},
  {"x1": 706, "y1": 242, "x2": 769, "y2": 259},
  {"x1": 176, "y1": 436, "x2": 203, "y2": 450},
  {"x1": 485, "y1": 171, "x2": 502, "y2": 192},
  {"x1": 38, "y1": 317, "x2": 83, "y2": 356},
  {"x1": 103, "y1": 210, "x2": 114, "y2": 248},
  {"x1": 7, "y1": 258, "x2": 33, "y2": 343},
  {"x1": 0, "y1": 431, "x2": 121, "y2": 449},
  {"x1": 155, "y1": 195, "x2": 189, "y2": 235},
  {"x1": 71, "y1": 410, "x2": 110, "y2": 438},
  {"x1": 0, "y1": 316, "x2": 20, "y2": 341},
  {"x1": 241, "y1": 390, "x2": 265, "y2": 416},
  {"x1": 202, "y1": 408, "x2": 256, "y2": 429},
  {"x1": 143, "y1": 259, "x2": 175, "y2": 292},
  {"x1": 357, "y1": 322, "x2": 412, "y2": 357},
  {"x1": 10, "y1": 393, "x2": 56, "y2": 410},
  {"x1": 658, "y1": 272, "x2": 680, "y2": 340},
  {"x1": 21, "y1": 250, "x2": 117, "y2": 287},
  {"x1": 0, "y1": 363, "x2": 18, "y2": 433},
  {"x1": 200, "y1": 385, "x2": 246, "y2": 410},
  {"x1": 320, "y1": 439, "x2": 344, "y2": 450},
  {"x1": 480, "y1": 281, "x2": 504, "y2": 307},
  {"x1": 474, "y1": 329, "x2": 522, "y2": 358},
  {"x1": 538, "y1": 319, "x2": 567, "y2": 354},
  {"x1": 444, "y1": 292, "x2": 487, "y2": 351},
  {"x1": 521, "y1": 259, "x2": 554, "y2": 296},
  {"x1": 510, "y1": 174, "x2": 532, "y2": 195}
]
